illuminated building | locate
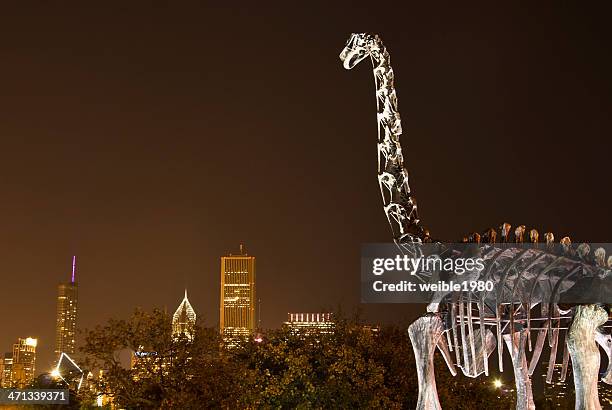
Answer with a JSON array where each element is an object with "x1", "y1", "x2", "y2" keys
[
  {"x1": 52, "y1": 352, "x2": 84, "y2": 390},
  {"x1": 172, "y1": 290, "x2": 196, "y2": 340},
  {"x1": 129, "y1": 291, "x2": 197, "y2": 382},
  {"x1": 284, "y1": 313, "x2": 334, "y2": 335},
  {"x1": 11, "y1": 337, "x2": 37, "y2": 388},
  {"x1": 220, "y1": 244, "x2": 256, "y2": 345},
  {"x1": 0, "y1": 353, "x2": 13, "y2": 388},
  {"x1": 55, "y1": 256, "x2": 78, "y2": 361}
]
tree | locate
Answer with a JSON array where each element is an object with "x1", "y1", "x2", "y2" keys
[
  {"x1": 79, "y1": 308, "x2": 244, "y2": 408},
  {"x1": 234, "y1": 316, "x2": 509, "y2": 409},
  {"x1": 21, "y1": 373, "x2": 81, "y2": 410}
]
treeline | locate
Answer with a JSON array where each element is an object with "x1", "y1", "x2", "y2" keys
[{"x1": 72, "y1": 309, "x2": 513, "y2": 409}]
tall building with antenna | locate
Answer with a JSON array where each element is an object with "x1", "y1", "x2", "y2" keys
[
  {"x1": 220, "y1": 244, "x2": 256, "y2": 345},
  {"x1": 55, "y1": 256, "x2": 78, "y2": 360}
]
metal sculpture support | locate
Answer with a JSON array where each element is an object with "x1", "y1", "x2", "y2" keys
[{"x1": 340, "y1": 33, "x2": 611, "y2": 410}]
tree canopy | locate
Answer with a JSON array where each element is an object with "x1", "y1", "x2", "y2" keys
[{"x1": 77, "y1": 309, "x2": 512, "y2": 409}]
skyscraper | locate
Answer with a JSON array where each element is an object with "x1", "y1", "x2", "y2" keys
[
  {"x1": 220, "y1": 244, "x2": 256, "y2": 344},
  {"x1": 0, "y1": 353, "x2": 13, "y2": 388},
  {"x1": 172, "y1": 290, "x2": 197, "y2": 340},
  {"x1": 11, "y1": 337, "x2": 37, "y2": 388},
  {"x1": 55, "y1": 256, "x2": 78, "y2": 360}
]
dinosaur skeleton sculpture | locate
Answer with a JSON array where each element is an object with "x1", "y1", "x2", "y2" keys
[{"x1": 340, "y1": 33, "x2": 612, "y2": 410}]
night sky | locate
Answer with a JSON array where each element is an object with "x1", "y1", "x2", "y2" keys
[{"x1": 1, "y1": 3, "x2": 611, "y2": 372}]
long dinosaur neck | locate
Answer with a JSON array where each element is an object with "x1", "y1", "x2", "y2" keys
[{"x1": 370, "y1": 39, "x2": 425, "y2": 244}]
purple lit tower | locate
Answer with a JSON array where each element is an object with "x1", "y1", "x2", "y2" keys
[{"x1": 54, "y1": 256, "x2": 78, "y2": 361}]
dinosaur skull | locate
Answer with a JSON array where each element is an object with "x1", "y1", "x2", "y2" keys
[{"x1": 339, "y1": 33, "x2": 377, "y2": 69}]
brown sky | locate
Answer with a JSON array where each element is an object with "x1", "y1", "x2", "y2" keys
[{"x1": 0, "y1": 2, "x2": 611, "y2": 372}]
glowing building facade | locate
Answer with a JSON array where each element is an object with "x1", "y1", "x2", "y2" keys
[
  {"x1": 11, "y1": 337, "x2": 37, "y2": 388},
  {"x1": 0, "y1": 353, "x2": 13, "y2": 388},
  {"x1": 55, "y1": 256, "x2": 78, "y2": 360},
  {"x1": 220, "y1": 245, "x2": 256, "y2": 344},
  {"x1": 172, "y1": 290, "x2": 197, "y2": 340},
  {"x1": 284, "y1": 313, "x2": 334, "y2": 335}
]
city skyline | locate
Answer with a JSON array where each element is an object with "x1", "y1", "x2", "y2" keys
[{"x1": 1, "y1": 2, "x2": 612, "y2": 381}]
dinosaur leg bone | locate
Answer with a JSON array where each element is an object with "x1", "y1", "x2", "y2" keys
[
  {"x1": 567, "y1": 304, "x2": 608, "y2": 410},
  {"x1": 408, "y1": 314, "x2": 445, "y2": 410}
]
